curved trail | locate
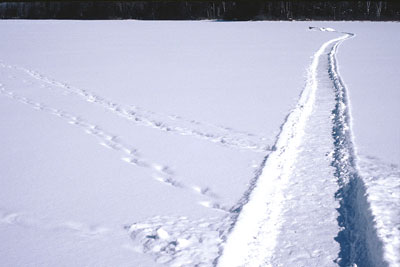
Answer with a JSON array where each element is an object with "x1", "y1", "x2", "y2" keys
[
  {"x1": 218, "y1": 29, "x2": 386, "y2": 266},
  {"x1": 328, "y1": 33, "x2": 387, "y2": 267},
  {"x1": 217, "y1": 32, "x2": 349, "y2": 267}
]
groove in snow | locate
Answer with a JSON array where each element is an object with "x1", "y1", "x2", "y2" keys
[
  {"x1": 217, "y1": 34, "x2": 350, "y2": 267},
  {"x1": 328, "y1": 33, "x2": 388, "y2": 267}
]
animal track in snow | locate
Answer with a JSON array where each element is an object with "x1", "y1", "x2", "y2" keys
[
  {"x1": 0, "y1": 61, "x2": 272, "y2": 153},
  {"x1": 58, "y1": 221, "x2": 111, "y2": 237},
  {"x1": 0, "y1": 208, "x2": 111, "y2": 239},
  {"x1": 198, "y1": 201, "x2": 229, "y2": 213},
  {"x1": 0, "y1": 83, "x2": 224, "y2": 210},
  {"x1": 0, "y1": 211, "x2": 23, "y2": 225}
]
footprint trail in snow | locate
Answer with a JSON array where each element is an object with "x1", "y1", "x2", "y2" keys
[
  {"x1": 0, "y1": 61, "x2": 272, "y2": 153},
  {"x1": 0, "y1": 83, "x2": 227, "y2": 212}
]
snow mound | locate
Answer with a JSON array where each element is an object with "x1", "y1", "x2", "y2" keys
[
  {"x1": 125, "y1": 216, "x2": 231, "y2": 266},
  {"x1": 309, "y1": 26, "x2": 337, "y2": 32}
]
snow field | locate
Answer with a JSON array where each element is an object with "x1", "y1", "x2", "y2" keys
[
  {"x1": 1, "y1": 21, "x2": 335, "y2": 266},
  {"x1": 0, "y1": 21, "x2": 398, "y2": 266}
]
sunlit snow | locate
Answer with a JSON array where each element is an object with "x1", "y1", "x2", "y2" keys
[{"x1": 0, "y1": 21, "x2": 398, "y2": 267}]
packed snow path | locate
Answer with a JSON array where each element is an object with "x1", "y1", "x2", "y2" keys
[{"x1": 217, "y1": 29, "x2": 389, "y2": 267}]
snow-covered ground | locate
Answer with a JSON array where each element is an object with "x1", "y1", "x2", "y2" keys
[
  {"x1": 0, "y1": 21, "x2": 398, "y2": 267},
  {"x1": 332, "y1": 22, "x2": 400, "y2": 267}
]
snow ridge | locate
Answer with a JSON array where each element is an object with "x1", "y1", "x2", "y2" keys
[
  {"x1": 217, "y1": 34, "x2": 349, "y2": 267},
  {"x1": 328, "y1": 33, "x2": 389, "y2": 267}
]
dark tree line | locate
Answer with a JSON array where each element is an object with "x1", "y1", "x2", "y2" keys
[{"x1": 0, "y1": 1, "x2": 399, "y2": 20}]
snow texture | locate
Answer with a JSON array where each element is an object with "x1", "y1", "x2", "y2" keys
[{"x1": 0, "y1": 21, "x2": 398, "y2": 267}]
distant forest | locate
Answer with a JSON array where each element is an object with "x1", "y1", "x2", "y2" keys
[{"x1": 0, "y1": 0, "x2": 399, "y2": 20}]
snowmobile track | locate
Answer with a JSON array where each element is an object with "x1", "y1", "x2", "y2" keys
[
  {"x1": 328, "y1": 32, "x2": 387, "y2": 267},
  {"x1": 218, "y1": 28, "x2": 387, "y2": 267}
]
